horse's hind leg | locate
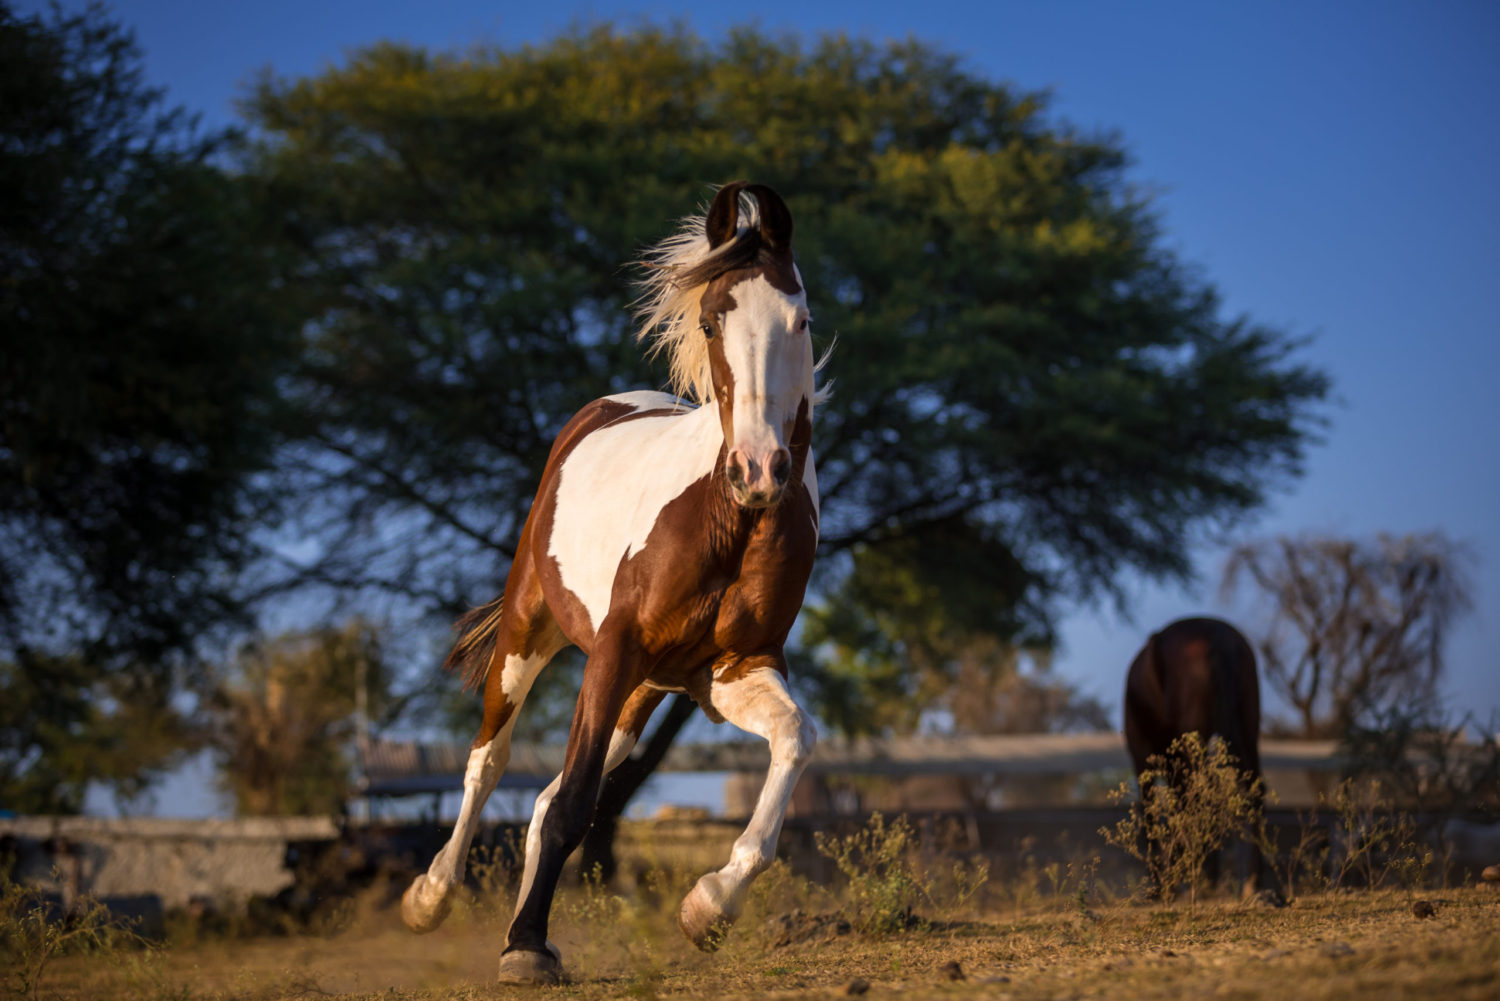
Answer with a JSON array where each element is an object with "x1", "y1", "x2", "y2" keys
[
  {"x1": 679, "y1": 657, "x2": 814, "y2": 950},
  {"x1": 402, "y1": 555, "x2": 566, "y2": 933}
]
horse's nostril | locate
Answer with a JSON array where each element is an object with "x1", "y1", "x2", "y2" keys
[
  {"x1": 727, "y1": 458, "x2": 746, "y2": 486},
  {"x1": 770, "y1": 451, "x2": 791, "y2": 486}
]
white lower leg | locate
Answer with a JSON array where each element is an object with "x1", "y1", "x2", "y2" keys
[
  {"x1": 402, "y1": 738, "x2": 509, "y2": 931},
  {"x1": 403, "y1": 649, "x2": 556, "y2": 933},
  {"x1": 681, "y1": 669, "x2": 814, "y2": 950}
]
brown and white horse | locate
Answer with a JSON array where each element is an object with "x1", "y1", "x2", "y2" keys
[{"x1": 399, "y1": 182, "x2": 826, "y2": 984}]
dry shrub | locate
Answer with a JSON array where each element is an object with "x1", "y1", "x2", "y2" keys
[
  {"x1": 1252, "y1": 776, "x2": 1438, "y2": 900},
  {"x1": 1099, "y1": 732, "x2": 1264, "y2": 908},
  {"x1": 1322, "y1": 777, "x2": 1432, "y2": 891},
  {"x1": 814, "y1": 812, "x2": 931, "y2": 934},
  {"x1": 1252, "y1": 794, "x2": 1331, "y2": 902},
  {"x1": 1, "y1": 877, "x2": 142, "y2": 1001}
]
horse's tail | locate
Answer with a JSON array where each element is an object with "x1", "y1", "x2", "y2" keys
[{"x1": 442, "y1": 593, "x2": 506, "y2": 693}]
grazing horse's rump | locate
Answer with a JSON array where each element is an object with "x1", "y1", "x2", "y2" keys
[
  {"x1": 1123, "y1": 617, "x2": 1261, "y2": 778},
  {"x1": 1123, "y1": 616, "x2": 1265, "y2": 891},
  {"x1": 399, "y1": 182, "x2": 825, "y2": 985}
]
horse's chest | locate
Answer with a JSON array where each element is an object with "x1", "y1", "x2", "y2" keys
[
  {"x1": 626, "y1": 492, "x2": 816, "y2": 663},
  {"x1": 710, "y1": 537, "x2": 813, "y2": 645}
]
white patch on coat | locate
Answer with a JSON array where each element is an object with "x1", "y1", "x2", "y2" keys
[
  {"x1": 549, "y1": 402, "x2": 723, "y2": 635},
  {"x1": 601, "y1": 390, "x2": 683, "y2": 414}
]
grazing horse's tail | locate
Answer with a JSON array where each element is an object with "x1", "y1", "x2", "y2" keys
[{"x1": 442, "y1": 593, "x2": 506, "y2": 692}]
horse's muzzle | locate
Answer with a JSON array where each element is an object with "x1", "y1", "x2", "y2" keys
[{"x1": 727, "y1": 447, "x2": 791, "y2": 508}]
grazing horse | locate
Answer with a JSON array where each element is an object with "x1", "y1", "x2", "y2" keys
[
  {"x1": 1123, "y1": 616, "x2": 1265, "y2": 893},
  {"x1": 399, "y1": 182, "x2": 825, "y2": 985}
]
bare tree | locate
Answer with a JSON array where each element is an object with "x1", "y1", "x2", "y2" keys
[{"x1": 1221, "y1": 533, "x2": 1473, "y2": 737}]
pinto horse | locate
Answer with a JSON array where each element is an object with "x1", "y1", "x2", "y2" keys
[
  {"x1": 399, "y1": 182, "x2": 825, "y2": 985},
  {"x1": 1123, "y1": 616, "x2": 1265, "y2": 893}
]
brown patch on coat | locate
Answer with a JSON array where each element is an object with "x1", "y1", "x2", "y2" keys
[
  {"x1": 616, "y1": 684, "x2": 669, "y2": 739},
  {"x1": 600, "y1": 456, "x2": 817, "y2": 692}
]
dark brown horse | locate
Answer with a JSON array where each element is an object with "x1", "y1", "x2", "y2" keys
[
  {"x1": 1123, "y1": 616, "x2": 1264, "y2": 892},
  {"x1": 399, "y1": 183, "x2": 826, "y2": 985}
]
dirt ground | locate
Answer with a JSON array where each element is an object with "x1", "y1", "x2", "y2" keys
[{"x1": 29, "y1": 878, "x2": 1500, "y2": 1001}]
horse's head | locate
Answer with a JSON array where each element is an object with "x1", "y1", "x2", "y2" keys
[{"x1": 695, "y1": 182, "x2": 814, "y2": 509}]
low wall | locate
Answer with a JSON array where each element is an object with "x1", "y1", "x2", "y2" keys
[
  {"x1": 6, "y1": 809, "x2": 1493, "y2": 915},
  {"x1": 0, "y1": 816, "x2": 339, "y2": 910}
]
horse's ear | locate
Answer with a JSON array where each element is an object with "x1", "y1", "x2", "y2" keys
[
  {"x1": 744, "y1": 184, "x2": 793, "y2": 251},
  {"x1": 706, "y1": 181, "x2": 750, "y2": 249}
]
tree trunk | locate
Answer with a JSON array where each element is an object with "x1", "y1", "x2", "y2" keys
[{"x1": 578, "y1": 693, "x2": 698, "y2": 884}]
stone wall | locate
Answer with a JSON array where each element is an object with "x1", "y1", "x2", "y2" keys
[{"x1": 0, "y1": 816, "x2": 338, "y2": 910}]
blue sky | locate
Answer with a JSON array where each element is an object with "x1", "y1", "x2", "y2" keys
[{"x1": 26, "y1": 1, "x2": 1499, "y2": 796}]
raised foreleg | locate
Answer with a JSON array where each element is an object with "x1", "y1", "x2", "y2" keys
[{"x1": 679, "y1": 657, "x2": 815, "y2": 950}]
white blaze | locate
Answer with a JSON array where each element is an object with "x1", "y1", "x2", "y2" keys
[{"x1": 718, "y1": 273, "x2": 814, "y2": 467}]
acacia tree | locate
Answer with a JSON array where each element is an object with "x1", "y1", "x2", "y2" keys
[
  {"x1": 1221, "y1": 533, "x2": 1473, "y2": 737},
  {"x1": 0, "y1": 3, "x2": 298, "y2": 808},
  {"x1": 242, "y1": 27, "x2": 1328, "y2": 869}
]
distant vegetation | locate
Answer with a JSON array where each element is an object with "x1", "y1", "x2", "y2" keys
[{"x1": 3, "y1": 2, "x2": 1331, "y2": 820}]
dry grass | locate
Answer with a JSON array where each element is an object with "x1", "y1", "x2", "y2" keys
[{"x1": 23, "y1": 874, "x2": 1499, "y2": 1001}]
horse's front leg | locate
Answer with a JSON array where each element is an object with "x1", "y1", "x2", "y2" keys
[
  {"x1": 497, "y1": 626, "x2": 646, "y2": 985},
  {"x1": 679, "y1": 657, "x2": 815, "y2": 950},
  {"x1": 510, "y1": 684, "x2": 666, "y2": 914}
]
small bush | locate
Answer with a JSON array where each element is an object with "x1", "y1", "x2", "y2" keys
[
  {"x1": 1252, "y1": 794, "x2": 1331, "y2": 901},
  {"x1": 1324, "y1": 777, "x2": 1430, "y2": 891},
  {"x1": 1253, "y1": 777, "x2": 1436, "y2": 897},
  {"x1": 1, "y1": 878, "x2": 136, "y2": 1001},
  {"x1": 1099, "y1": 732, "x2": 1264, "y2": 907},
  {"x1": 814, "y1": 812, "x2": 930, "y2": 934}
]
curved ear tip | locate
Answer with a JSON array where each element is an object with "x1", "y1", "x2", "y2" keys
[
  {"x1": 711, "y1": 180, "x2": 750, "y2": 205},
  {"x1": 706, "y1": 182, "x2": 748, "y2": 246},
  {"x1": 745, "y1": 184, "x2": 793, "y2": 247}
]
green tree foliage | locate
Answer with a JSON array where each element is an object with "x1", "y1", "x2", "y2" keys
[
  {"x1": 0, "y1": 3, "x2": 298, "y2": 809},
  {"x1": 0, "y1": 653, "x2": 194, "y2": 813},
  {"x1": 206, "y1": 621, "x2": 392, "y2": 816},
  {"x1": 0, "y1": 2, "x2": 295, "y2": 667},
  {"x1": 243, "y1": 26, "x2": 1329, "y2": 654}
]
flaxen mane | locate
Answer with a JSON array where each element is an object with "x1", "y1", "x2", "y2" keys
[{"x1": 634, "y1": 190, "x2": 831, "y2": 406}]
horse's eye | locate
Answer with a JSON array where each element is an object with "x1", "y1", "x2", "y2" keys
[{"x1": 701, "y1": 319, "x2": 715, "y2": 339}]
